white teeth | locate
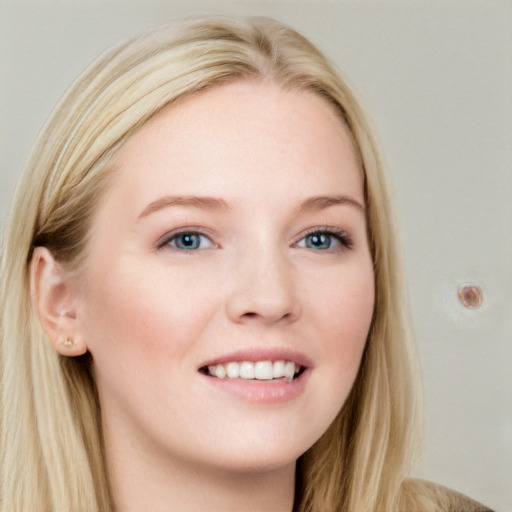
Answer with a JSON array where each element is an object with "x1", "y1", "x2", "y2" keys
[
  {"x1": 205, "y1": 360, "x2": 301, "y2": 381},
  {"x1": 273, "y1": 360, "x2": 286, "y2": 378},
  {"x1": 284, "y1": 361, "x2": 296, "y2": 379},
  {"x1": 239, "y1": 361, "x2": 255, "y2": 379},
  {"x1": 255, "y1": 361, "x2": 273, "y2": 380},
  {"x1": 226, "y1": 361, "x2": 240, "y2": 378},
  {"x1": 215, "y1": 365, "x2": 226, "y2": 379}
]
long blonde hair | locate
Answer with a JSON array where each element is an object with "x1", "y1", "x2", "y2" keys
[{"x1": 1, "y1": 16, "x2": 439, "y2": 511}]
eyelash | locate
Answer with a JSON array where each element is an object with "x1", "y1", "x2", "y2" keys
[
  {"x1": 157, "y1": 228, "x2": 216, "y2": 252},
  {"x1": 157, "y1": 226, "x2": 353, "y2": 252},
  {"x1": 294, "y1": 227, "x2": 353, "y2": 252}
]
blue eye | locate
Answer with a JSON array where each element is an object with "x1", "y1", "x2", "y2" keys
[
  {"x1": 304, "y1": 232, "x2": 334, "y2": 250},
  {"x1": 296, "y1": 229, "x2": 351, "y2": 251},
  {"x1": 165, "y1": 232, "x2": 213, "y2": 250}
]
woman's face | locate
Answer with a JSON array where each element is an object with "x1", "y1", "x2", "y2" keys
[{"x1": 75, "y1": 80, "x2": 374, "y2": 473}]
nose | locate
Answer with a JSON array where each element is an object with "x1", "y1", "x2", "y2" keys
[{"x1": 225, "y1": 251, "x2": 301, "y2": 325}]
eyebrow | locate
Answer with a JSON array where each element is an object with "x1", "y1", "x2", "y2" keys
[
  {"x1": 138, "y1": 196, "x2": 231, "y2": 218},
  {"x1": 138, "y1": 193, "x2": 365, "y2": 219},
  {"x1": 296, "y1": 195, "x2": 366, "y2": 214}
]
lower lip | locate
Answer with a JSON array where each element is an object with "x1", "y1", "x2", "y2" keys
[{"x1": 200, "y1": 369, "x2": 310, "y2": 404}]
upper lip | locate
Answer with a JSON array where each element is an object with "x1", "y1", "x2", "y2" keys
[{"x1": 199, "y1": 347, "x2": 313, "y2": 370}]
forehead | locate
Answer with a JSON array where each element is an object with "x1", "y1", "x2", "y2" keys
[{"x1": 105, "y1": 80, "x2": 363, "y2": 209}]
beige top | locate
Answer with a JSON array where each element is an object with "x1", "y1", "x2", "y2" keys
[
  {"x1": 445, "y1": 489, "x2": 494, "y2": 512},
  {"x1": 404, "y1": 479, "x2": 494, "y2": 512}
]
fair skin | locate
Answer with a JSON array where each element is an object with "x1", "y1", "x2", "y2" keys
[{"x1": 33, "y1": 80, "x2": 375, "y2": 511}]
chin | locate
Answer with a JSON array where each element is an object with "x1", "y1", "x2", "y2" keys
[{"x1": 187, "y1": 424, "x2": 319, "y2": 475}]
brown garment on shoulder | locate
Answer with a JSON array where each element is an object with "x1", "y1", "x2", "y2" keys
[
  {"x1": 444, "y1": 487, "x2": 494, "y2": 512},
  {"x1": 401, "y1": 478, "x2": 494, "y2": 512}
]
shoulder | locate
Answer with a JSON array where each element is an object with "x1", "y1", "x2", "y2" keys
[
  {"x1": 442, "y1": 487, "x2": 494, "y2": 512},
  {"x1": 402, "y1": 478, "x2": 495, "y2": 512}
]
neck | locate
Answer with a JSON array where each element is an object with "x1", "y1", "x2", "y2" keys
[{"x1": 106, "y1": 434, "x2": 296, "y2": 512}]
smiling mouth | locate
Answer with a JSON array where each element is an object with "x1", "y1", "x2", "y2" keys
[{"x1": 199, "y1": 360, "x2": 305, "y2": 382}]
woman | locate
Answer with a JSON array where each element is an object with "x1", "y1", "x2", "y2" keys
[{"x1": 0, "y1": 16, "x2": 492, "y2": 512}]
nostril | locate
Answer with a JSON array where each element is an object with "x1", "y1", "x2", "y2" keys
[
  {"x1": 240, "y1": 310, "x2": 294, "y2": 322},
  {"x1": 226, "y1": 291, "x2": 301, "y2": 324}
]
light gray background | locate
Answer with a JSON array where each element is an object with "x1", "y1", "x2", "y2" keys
[{"x1": 1, "y1": 1, "x2": 510, "y2": 510}]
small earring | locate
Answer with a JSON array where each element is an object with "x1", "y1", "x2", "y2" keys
[{"x1": 59, "y1": 336, "x2": 74, "y2": 348}]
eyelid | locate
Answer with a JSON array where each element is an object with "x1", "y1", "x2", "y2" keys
[
  {"x1": 156, "y1": 227, "x2": 219, "y2": 250},
  {"x1": 293, "y1": 226, "x2": 353, "y2": 250}
]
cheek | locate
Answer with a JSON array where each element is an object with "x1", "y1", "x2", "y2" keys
[
  {"x1": 289, "y1": 262, "x2": 373, "y2": 444},
  {"x1": 79, "y1": 259, "x2": 218, "y2": 379},
  {"x1": 309, "y1": 262, "x2": 374, "y2": 376}
]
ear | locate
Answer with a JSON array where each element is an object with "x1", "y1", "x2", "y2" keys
[{"x1": 30, "y1": 247, "x2": 87, "y2": 356}]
